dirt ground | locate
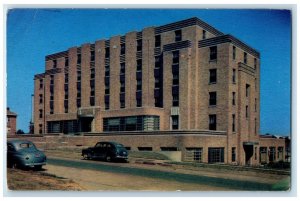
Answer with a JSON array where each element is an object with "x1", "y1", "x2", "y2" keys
[
  {"x1": 45, "y1": 164, "x2": 230, "y2": 191},
  {"x1": 6, "y1": 168, "x2": 85, "y2": 191}
]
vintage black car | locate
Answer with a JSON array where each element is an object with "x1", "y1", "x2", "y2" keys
[
  {"x1": 82, "y1": 141, "x2": 128, "y2": 162},
  {"x1": 7, "y1": 140, "x2": 47, "y2": 170}
]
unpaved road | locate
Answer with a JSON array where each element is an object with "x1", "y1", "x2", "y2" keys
[{"x1": 44, "y1": 157, "x2": 289, "y2": 191}]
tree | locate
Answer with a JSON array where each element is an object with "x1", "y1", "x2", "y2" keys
[{"x1": 16, "y1": 129, "x2": 25, "y2": 134}]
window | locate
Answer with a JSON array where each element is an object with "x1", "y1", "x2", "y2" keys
[
  {"x1": 175, "y1": 30, "x2": 182, "y2": 42},
  {"x1": 120, "y1": 82, "x2": 125, "y2": 93},
  {"x1": 53, "y1": 60, "x2": 57, "y2": 68},
  {"x1": 155, "y1": 35, "x2": 161, "y2": 47},
  {"x1": 65, "y1": 57, "x2": 69, "y2": 67},
  {"x1": 233, "y1": 46, "x2": 236, "y2": 60},
  {"x1": 64, "y1": 100, "x2": 68, "y2": 113},
  {"x1": 39, "y1": 109, "x2": 43, "y2": 118},
  {"x1": 255, "y1": 98, "x2": 257, "y2": 112},
  {"x1": 208, "y1": 148, "x2": 224, "y2": 163},
  {"x1": 90, "y1": 50, "x2": 95, "y2": 61},
  {"x1": 209, "y1": 114, "x2": 216, "y2": 130},
  {"x1": 269, "y1": 147, "x2": 276, "y2": 162},
  {"x1": 172, "y1": 94, "x2": 179, "y2": 107},
  {"x1": 185, "y1": 148, "x2": 203, "y2": 162},
  {"x1": 232, "y1": 114, "x2": 236, "y2": 132},
  {"x1": 77, "y1": 54, "x2": 81, "y2": 64},
  {"x1": 138, "y1": 147, "x2": 153, "y2": 151},
  {"x1": 105, "y1": 47, "x2": 110, "y2": 58},
  {"x1": 209, "y1": 92, "x2": 217, "y2": 106},
  {"x1": 137, "y1": 59, "x2": 142, "y2": 72},
  {"x1": 244, "y1": 52, "x2": 247, "y2": 64},
  {"x1": 39, "y1": 94, "x2": 43, "y2": 104},
  {"x1": 105, "y1": 65, "x2": 110, "y2": 77},
  {"x1": 232, "y1": 92, "x2": 236, "y2": 105},
  {"x1": 39, "y1": 124, "x2": 42, "y2": 134},
  {"x1": 137, "y1": 39, "x2": 142, "y2": 51},
  {"x1": 202, "y1": 30, "x2": 206, "y2": 40},
  {"x1": 209, "y1": 69, "x2": 217, "y2": 84},
  {"x1": 90, "y1": 96, "x2": 95, "y2": 106},
  {"x1": 172, "y1": 115, "x2": 179, "y2": 130},
  {"x1": 105, "y1": 95, "x2": 110, "y2": 110},
  {"x1": 120, "y1": 43, "x2": 125, "y2": 55},
  {"x1": 254, "y1": 58, "x2": 257, "y2": 69},
  {"x1": 90, "y1": 68, "x2": 95, "y2": 79},
  {"x1": 278, "y1": 147, "x2": 284, "y2": 161},
  {"x1": 105, "y1": 85, "x2": 110, "y2": 95},
  {"x1": 65, "y1": 73, "x2": 69, "y2": 83},
  {"x1": 155, "y1": 78, "x2": 160, "y2": 89},
  {"x1": 260, "y1": 147, "x2": 268, "y2": 163},
  {"x1": 77, "y1": 98, "x2": 81, "y2": 108},
  {"x1": 39, "y1": 79, "x2": 43, "y2": 89},
  {"x1": 137, "y1": 79, "x2": 142, "y2": 91},
  {"x1": 246, "y1": 84, "x2": 250, "y2": 97},
  {"x1": 136, "y1": 98, "x2": 142, "y2": 107},
  {"x1": 232, "y1": 147, "x2": 236, "y2": 162},
  {"x1": 155, "y1": 56, "x2": 161, "y2": 68},
  {"x1": 246, "y1": 105, "x2": 249, "y2": 118},
  {"x1": 173, "y1": 51, "x2": 179, "y2": 64},
  {"x1": 120, "y1": 63, "x2": 125, "y2": 75},
  {"x1": 50, "y1": 75, "x2": 54, "y2": 85},
  {"x1": 232, "y1": 69, "x2": 236, "y2": 83},
  {"x1": 120, "y1": 95, "x2": 125, "y2": 108},
  {"x1": 173, "y1": 73, "x2": 179, "y2": 85},
  {"x1": 210, "y1": 46, "x2": 217, "y2": 60},
  {"x1": 103, "y1": 116, "x2": 159, "y2": 131}
]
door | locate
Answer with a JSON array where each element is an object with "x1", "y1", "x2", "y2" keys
[{"x1": 243, "y1": 145, "x2": 253, "y2": 166}]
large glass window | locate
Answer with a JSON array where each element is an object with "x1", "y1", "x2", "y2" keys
[
  {"x1": 185, "y1": 148, "x2": 203, "y2": 162},
  {"x1": 103, "y1": 116, "x2": 159, "y2": 132},
  {"x1": 208, "y1": 147, "x2": 224, "y2": 163}
]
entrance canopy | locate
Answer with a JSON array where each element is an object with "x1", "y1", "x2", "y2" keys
[{"x1": 243, "y1": 141, "x2": 259, "y2": 146}]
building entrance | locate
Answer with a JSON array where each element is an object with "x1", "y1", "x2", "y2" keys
[
  {"x1": 79, "y1": 117, "x2": 93, "y2": 132},
  {"x1": 243, "y1": 144, "x2": 253, "y2": 166}
]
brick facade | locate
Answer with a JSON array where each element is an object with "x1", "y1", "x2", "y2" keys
[{"x1": 32, "y1": 17, "x2": 286, "y2": 165}]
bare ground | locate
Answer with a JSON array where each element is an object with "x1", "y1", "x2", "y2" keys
[{"x1": 6, "y1": 168, "x2": 85, "y2": 191}]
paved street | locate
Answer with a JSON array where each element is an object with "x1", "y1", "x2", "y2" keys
[{"x1": 46, "y1": 157, "x2": 280, "y2": 191}]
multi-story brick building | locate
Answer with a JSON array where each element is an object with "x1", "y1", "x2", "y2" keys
[
  {"x1": 7, "y1": 107, "x2": 17, "y2": 135},
  {"x1": 33, "y1": 17, "x2": 285, "y2": 165}
]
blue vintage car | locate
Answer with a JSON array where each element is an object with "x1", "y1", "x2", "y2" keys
[{"x1": 7, "y1": 140, "x2": 47, "y2": 170}]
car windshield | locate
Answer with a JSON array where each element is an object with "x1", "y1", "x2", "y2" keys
[{"x1": 18, "y1": 142, "x2": 36, "y2": 150}]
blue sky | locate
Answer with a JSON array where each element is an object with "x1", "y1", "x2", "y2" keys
[{"x1": 6, "y1": 9, "x2": 291, "y2": 135}]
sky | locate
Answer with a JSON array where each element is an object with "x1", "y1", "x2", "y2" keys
[{"x1": 6, "y1": 9, "x2": 291, "y2": 135}]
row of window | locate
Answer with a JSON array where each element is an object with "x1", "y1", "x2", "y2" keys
[
  {"x1": 184, "y1": 147, "x2": 225, "y2": 163},
  {"x1": 210, "y1": 45, "x2": 257, "y2": 69}
]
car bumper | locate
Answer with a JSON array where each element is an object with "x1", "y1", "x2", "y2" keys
[
  {"x1": 24, "y1": 162, "x2": 47, "y2": 167},
  {"x1": 115, "y1": 155, "x2": 128, "y2": 159}
]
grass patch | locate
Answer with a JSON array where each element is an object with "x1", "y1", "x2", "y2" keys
[{"x1": 271, "y1": 177, "x2": 291, "y2": 191}]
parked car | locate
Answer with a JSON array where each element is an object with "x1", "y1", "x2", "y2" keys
[
  {"x1": 82, "y1": 141, "x2": 128, "y2": 162},
  {"x1": 7, "y1": 140, "x2": 47, "y2": 170}
]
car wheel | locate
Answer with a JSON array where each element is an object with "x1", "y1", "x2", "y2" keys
[
  {"x1": 83, "y1": 153, "x2": 88, "y2": 160},
  {"x1": 105, "y1": 155, "x2": 112, "y2": 162},
  {"x1": 87, "y1": 153, "x2": 92, "y2": 160}
]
